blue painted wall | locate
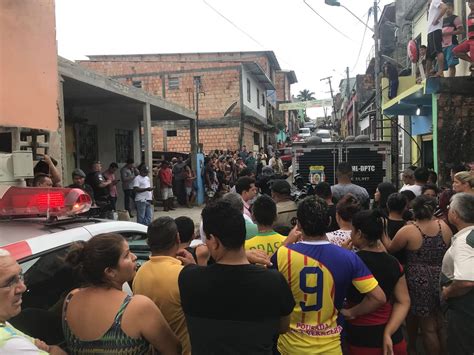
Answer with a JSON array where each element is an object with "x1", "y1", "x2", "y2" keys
[{"x1": 411, "y1": 115, "x2": 432, "y2": 136}]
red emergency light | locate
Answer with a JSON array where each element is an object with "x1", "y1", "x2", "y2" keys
[{"x1": 0, "y1": 186, "x2": 92, "y2": 217}]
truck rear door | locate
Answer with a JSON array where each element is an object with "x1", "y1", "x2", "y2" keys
[{"x1": 342, "y1": 144, "x2": 391, "y2": 198}]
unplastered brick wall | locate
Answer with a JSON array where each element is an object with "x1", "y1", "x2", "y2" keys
[
  {"x1": 109, "y1": 52, "x2": 274, "y2": 79},
  {"x1": 152, "y1": 126, "x2": 241, "y2": 153},
  {"x1": 243, "y1": 124, "x2": 265, "y2": 152},
  {"x1": 79, "y1": 60, "x2": 242, "y2": 120},
  {"x1": 437, "y1": 93, "x2": 474, "y2": 184},
  {"x1": 275, "y1": 72, "x2": 290, "y2": 101}
]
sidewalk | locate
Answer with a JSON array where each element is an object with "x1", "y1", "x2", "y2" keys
[{"x1": 152, "y1": 205, "x2": 203, "y2": 224}]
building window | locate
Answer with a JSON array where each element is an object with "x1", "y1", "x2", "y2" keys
[
  {"x1": 247, "y1": 79, "x2": 251, "y2": 102},
  {"x1": 132, "y1": 80, "x2": 142, "y2": 88},
  {"x1": 168, "y1": 76, "x2": 179, "y2": 90},
  {"x1": 257, "y1": 89, "x2": 260, "y2": 108},
  {"x1": 253, "y1": 132, "x2": 260, "y2": 146},
  {"x1": 115, "y1": 129, "x2": 133, "y2": 163},
  {"x1": 166, "y1": 130, "x2": 177, "y2": 137},
  {"x1": 262, "y1": 93, "x2": 265, "y2": 108}
]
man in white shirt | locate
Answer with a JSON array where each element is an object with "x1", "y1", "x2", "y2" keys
[
  {"x1": 441, "y1": 193, "x2": 474, "y2": 354},
  {"x1": 133, "y1": 166, "x2": 154, "y2": 225},
  {"x1": 268, "y1": 153, "x2": 284, "y2": 175},
  {"x1": 400, "y1": 167, "x2": 429, "y2": 196},
  {"x1": 427, "y1": 0, "x2": 448, "y2": 77},
  {"x1": 399, "y1": 167, "x2": 415, "y2": 192},
  {"x1": 0, "y1": 249, "x2": 66, "y2": 354}
]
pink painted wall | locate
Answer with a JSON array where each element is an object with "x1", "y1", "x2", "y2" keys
[{"x1": 0, "y1": 0, "x2": 58, "y2": 130}]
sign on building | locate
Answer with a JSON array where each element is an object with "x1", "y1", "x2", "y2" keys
[{"x1": 279, "y1": 99, "x2": 333, "y2": 111}]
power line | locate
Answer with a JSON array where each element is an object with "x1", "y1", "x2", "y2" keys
[
  {"x1": 201, "y1": 0, "x2": 298, "y2": 70},
  {"x1": 351, "y1": 9, "x2": 371, "y2": 72},
  {"x1": 302, "y1": 0, "x2": 351, "y2": 41},
  {"x1": 201, "y1": 0, "x2": 265, "y2": 48}
]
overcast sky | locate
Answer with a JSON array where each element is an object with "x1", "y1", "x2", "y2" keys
[{"x1": 55, "y1": 0, "x2": 391, "y2": 118}]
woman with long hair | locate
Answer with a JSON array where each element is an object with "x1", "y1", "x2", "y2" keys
[
  {"x1": 63, "y1": 233, "x2": 180, "y2": 355},
  {"x1": 373, "y1": 182, "x2": 397, "y2": 216},
  {"x1": 344, "y1": 209, "x2": 410, "y2": 355},
  {"x1": 382, "y1": 196, "x2": 452, "y2": 355}
]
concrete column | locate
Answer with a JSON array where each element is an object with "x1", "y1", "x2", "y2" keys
[
  {"x1": 58, "y1": 75, "x2": 67, "y2": 183},
  {"x1": 190, "y1": 118, "x2": 198, "y2": 172},
  {"x1": 143, "y1": 102, "x2": 153, "y2": 180},
  {"x1": 431, "y1": 94, "x2": 438, "y2": 173}
]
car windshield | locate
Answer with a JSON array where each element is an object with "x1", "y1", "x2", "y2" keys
[{"x1": 299, "y1": 129, "x2": 310, "y2": 134}]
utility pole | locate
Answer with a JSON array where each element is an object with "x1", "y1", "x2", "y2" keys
[
  {"x1": 373, "y1": 0, "x2": 381, "y2": 137},
  {"x1": 320, "y1": 76, "x2": 337, "y2": 129},
  {"x1": 194, "y1": 76, "x2": 201, "y2": 149},
  {"x1": 345, "y1": 66, "x2": 351, "y2": 134}
]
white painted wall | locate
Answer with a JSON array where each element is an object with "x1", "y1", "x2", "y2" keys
[
  {"x1": 66, "y1": 106, "x2": 142, "y2": 211},
  {"x1": 242, "y1": 69, "x2": 267, "y2": 121}
]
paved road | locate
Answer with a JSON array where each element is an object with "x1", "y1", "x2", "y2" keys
[
  {"x1": 152, "y1": 205, "x2": 203, "y2": 224},
  {"x1": 125, "y1": 204, "x2": 203, "y2": 225}
]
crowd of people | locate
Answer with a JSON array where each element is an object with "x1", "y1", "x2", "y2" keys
[
  {"x1": 425, "y1": 0, "x2": 474, "y2": 78},
  {"x1": 12, "y1": 147, "x2": 474, "y2": 354}
]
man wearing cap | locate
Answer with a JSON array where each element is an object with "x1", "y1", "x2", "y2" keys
[
  {"x1": 271, "y1": 180, "x2": 297, "y2": 228},
  {"x1": 68, "y1": 169, "x2": 95, "y2": 204},
  {"x1": 133, "y1": 166, "x2": 154, "y2": 225}
]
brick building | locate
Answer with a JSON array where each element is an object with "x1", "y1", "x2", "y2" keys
[{"x1": 79, "y1": 51, "x2": 295, "y2": 153}]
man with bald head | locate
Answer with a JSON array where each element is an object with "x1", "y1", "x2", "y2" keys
[{"x1": 0, "y1": 249, "x2": 65, "y2": 354}]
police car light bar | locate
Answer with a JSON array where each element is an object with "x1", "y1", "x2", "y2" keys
[{"x1": 0, "y1": 186, "x2": 92, "y2": 217}]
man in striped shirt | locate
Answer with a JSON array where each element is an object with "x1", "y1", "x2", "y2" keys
[{"x1": 271, "y1": 196, "x2": 386, "y2": 354}]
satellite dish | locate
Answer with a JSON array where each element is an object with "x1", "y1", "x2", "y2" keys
[{"x1": 223, "y1": 102, "x2": 238, "y2": 117}]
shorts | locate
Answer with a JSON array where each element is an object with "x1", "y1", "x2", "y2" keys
[
  {"x1": 446, "y1": 309, "x2": 474, "y2": 355},
  {"x1": 161, "y1": 187, "x2": 173, "y2": 200},
  {"x1": 443, "y1": 45, "x2": 460, "y2": 68},
  {"x1": 453, "y1": 39, "x2": 474, "y2": 60},
  {"x1": 428, "y1": 29, "x2": 443, "y2": 60},
  {"x1": 185, "y1": 187, "x2": 193, "y2": 195}
]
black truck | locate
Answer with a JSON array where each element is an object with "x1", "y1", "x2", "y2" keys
[{"x1": 291, "y1": 140, "x2": 392, "y2": 198}]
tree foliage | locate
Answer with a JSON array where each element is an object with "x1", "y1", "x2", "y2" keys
[{"x1": 296, "y1": 89, "x2": 316, "y2": 102}]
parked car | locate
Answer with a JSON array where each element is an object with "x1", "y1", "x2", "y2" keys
[
  {"x1": 298, "y1": 127, "x2": 311, "y2": 140},
  {"x1": 0, "y1": 186, "x2": 150, "y2": 346},
  {"x1": 315, "y1": 129, "x2": 332, "y2": 142}
]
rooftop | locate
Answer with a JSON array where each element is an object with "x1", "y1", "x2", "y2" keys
[{"x1": 86, "y1": 50, "x2": 282, "y2": 71}]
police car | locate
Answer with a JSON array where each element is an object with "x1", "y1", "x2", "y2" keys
[{"x1": 0, "y1": 186, "x2": 151, "y2": 345}]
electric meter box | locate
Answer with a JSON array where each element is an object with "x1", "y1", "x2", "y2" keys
[
  {"x1": 0, "y1": 151, "x2": 34, "y2": 184},
  {"x1": 12, "y1": 151, "x2": 34, "y2": 178}
]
